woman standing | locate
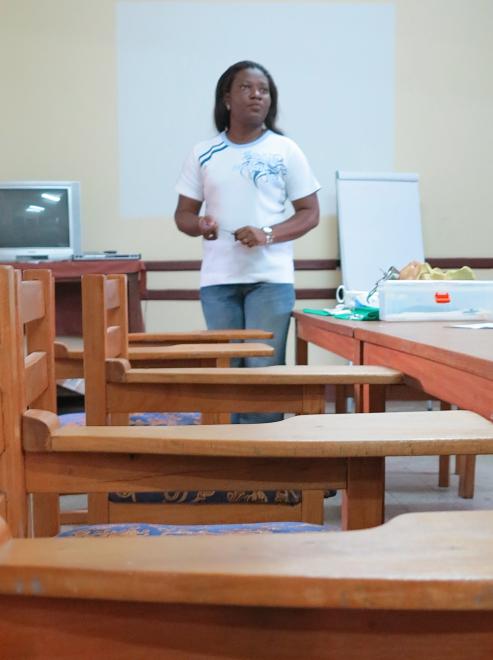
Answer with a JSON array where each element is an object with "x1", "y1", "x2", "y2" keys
[{"x1": 175, "y1": 60, "x2": 320, "y2": 423}]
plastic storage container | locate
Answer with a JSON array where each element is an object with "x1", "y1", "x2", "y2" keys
[{"x1": 379, "y1": 280, "x2": 493, "y2": 321}]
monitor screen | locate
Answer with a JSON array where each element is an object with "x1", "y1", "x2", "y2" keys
[
  {"x1": 0, "y1": 181, "x2": 81, "y2": 261},
  {"x1": 0, "y1": 188, "x2": 70, "y2": 248}
]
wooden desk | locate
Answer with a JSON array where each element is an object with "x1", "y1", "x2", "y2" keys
[
  {"x1": 294, "y1": 312, "x2": 362, "y2": 364},
  {"x1": 294, "y1": 313, "x2": 371, "y2": 412},
  {"x1": 1, "y1": 510, "x2": 493, "y2": 658},
  {"x1": 3, "y1": 260, "x2": 145, "y2": 334},
  {"x1": 294, "y1": 312, "x2": 493, "y2": 496},
  {"x1": 294, "y1": 311, "x2": 493, "y2": 419},
  {"x1": 355, "y1": 322, "x2": 493, "y2": 421}
]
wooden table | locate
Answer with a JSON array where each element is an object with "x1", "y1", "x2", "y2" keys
[
  {"x1": 294, "y1": 311, "x2": 493, "y2": 419},
  {"x1": 2, "y1": 259, "x2": 145, "y2": 335},
  {"x1": 293, "y1": 311, "x2": 493, "y2": 496},
  {"x1": 355, "y1": 321, "x2": 493, "y2": 421},
  {"x1": 295, "y1": 313, "x2": 380, "y2": 413},
  {"x1": 294, "y1": 312, "x2": 362, "y2": 365}
]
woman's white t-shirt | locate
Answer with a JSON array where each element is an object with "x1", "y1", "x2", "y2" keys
[{"x1": 175, "y1": 130, "x2": 320, "y2": 287}]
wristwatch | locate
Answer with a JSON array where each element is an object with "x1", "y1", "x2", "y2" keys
[{"x1": 261, "y1": 226, "x2": 274, "y2": 245}]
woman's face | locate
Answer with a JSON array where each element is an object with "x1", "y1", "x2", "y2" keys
[{"x1": 224, "y1": 67, "x2": 271, "y2": 127}]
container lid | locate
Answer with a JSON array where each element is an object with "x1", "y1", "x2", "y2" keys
[{"x1": 381, "y1": 280, "x2": 493, "y2": 288}]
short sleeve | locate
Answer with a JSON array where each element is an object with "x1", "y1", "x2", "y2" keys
[
  {"x1": 175, "y1": 146, "x2": 204, "y2": 202},
  {"x1": 284, "y1": 140, "x2": 321, "y2": 202}
]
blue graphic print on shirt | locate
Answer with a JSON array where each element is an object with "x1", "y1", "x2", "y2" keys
[{"x1": 239, "y1": 152, "x2": 287, "y2": 187}]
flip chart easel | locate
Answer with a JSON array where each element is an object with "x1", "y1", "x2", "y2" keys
[{"x1": 336, "y1": 171, "x2": 424, "y2": 292}]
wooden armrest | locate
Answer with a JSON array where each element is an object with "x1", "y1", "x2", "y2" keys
[
  {"x1": 107, "y1": 360, "x2": 403, "y2": 385},
  {"x1": 22, "y1": 409, "x2": 493, "y2": 456},
  {"x1": 1, "y1": 510, "x2": 493, "y2": 609},
  {"x1": 54, "y1": 341, "x2": 84, "y2": 378},
  {"x1": 55, "y1": 342, "x2": 274, "y2": 363},
  {"x1": 129, "y1": 329, "x2": 273, "y2": 344},
  {"x1": 23, "y1": 410, "x2": 61, "y2": 450},
  {"x1": 54, "y1": 341, "x2": 83, "y2": 360},
  {"x1": 127, "y1": 342, "x2": 274, "y2": 361}
]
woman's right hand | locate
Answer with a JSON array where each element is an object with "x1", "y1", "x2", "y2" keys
[{"x1": 198, "y1": 215, "x2": 219, "y2": 241}]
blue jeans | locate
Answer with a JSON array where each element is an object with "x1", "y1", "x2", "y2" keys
[{"x1": 200, "y1": 282, "x2": 295, "y2": 424}]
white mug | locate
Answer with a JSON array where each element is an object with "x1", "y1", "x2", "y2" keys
[
  {"x1": 336, "y1": 285, "x2": 345, "y2": 303},
  {"x1": 336, "y1": 285, "x2": 368, "y2": 307}
]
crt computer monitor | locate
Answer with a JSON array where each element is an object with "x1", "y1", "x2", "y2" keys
[{"x1": 0, "y1": 181, "x2": 81, "y2": 261}]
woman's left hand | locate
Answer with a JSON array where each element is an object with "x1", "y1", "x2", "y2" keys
[{"x1": 234, "y1": 226, "x2": 266, "y2": 248}]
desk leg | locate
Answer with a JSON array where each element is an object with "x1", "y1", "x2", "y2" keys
[
  {"x1": 202, "y1": 413, "x2": 231, "y2": 424},
  {"x1": 31, "y1": 493, "x2": 60, "y2": 537},
  {"x1": 341, "y1": 457, "x2": 385, "y2": 530},
  {"x1": 335, "y1": 386, "x2": 347, "y2": 413},
  {"x1": 438, "y1": 401, "x2": 452, "y2": 487},
  {"x1": 458, "y1": 455, "x2": 476, "y2": 499},
  {"x1": 127, "y1": 273, "x2": 145, "y2": 332},
  {"x1": 361, "y1": 384, "x2": 386, "y2": 413},
  {"x1": 295, "y1": 321, "x2": 308, "y2": 365},
  {"x1": 438, "y1": 456, "x2": 450, "y2": 487}
]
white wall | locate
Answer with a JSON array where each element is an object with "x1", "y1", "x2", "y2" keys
[{"x1": 116, "y1": 2, "x2": 394, "y2": 220}]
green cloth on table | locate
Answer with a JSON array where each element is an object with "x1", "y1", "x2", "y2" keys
[{"x1": 303, "y1": 305, "x2": 380, "y2": 321}]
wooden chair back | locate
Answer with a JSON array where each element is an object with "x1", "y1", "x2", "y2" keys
[
  {"x1": 0, "y1": 267, "x2": 56, "y2": 536},
  {"x1": 82, "y1": 274, "x2": 128, "y2": 425}
]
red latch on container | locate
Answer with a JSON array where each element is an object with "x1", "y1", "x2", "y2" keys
[{"x1": 435, "y1": 292, "x2": 451, "y2": 304}]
